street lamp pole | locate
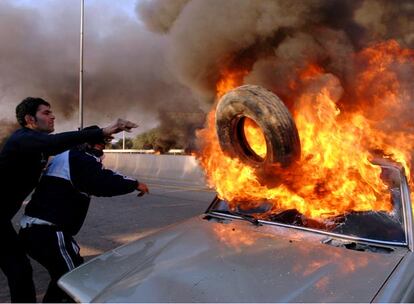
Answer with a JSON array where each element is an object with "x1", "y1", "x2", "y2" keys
[
  {"x1": 123, "y1": 131, "x2": 126, "y2": 150},
  {"x1": 79, "y1": 0, "x2": 84, "y2": 130}
]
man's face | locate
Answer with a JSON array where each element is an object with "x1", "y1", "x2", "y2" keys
[{"x1": 33, "y1": 104, "x2": 55, "y2": 133}]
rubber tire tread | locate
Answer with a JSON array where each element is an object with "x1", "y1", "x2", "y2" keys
[{"x1": 215, "y1": 84, "x2": 300, "y2": 167}]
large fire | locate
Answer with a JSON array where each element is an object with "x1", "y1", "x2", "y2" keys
[{"x1": 196, "y1": 40, "x2": 414, "y2": 220}]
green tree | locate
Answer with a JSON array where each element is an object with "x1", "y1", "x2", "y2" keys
[{"x1": 132, "y1": 128, "x2": 160, "y2": 149}]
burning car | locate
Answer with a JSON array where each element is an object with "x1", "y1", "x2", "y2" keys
[
  {"x1": 58, "y1": 84, "x2": 414, "y2": 302},
  {"x1": 57, "y1": 162, "x2": 413, "y2": 302}
]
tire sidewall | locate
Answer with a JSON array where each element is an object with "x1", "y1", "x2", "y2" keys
[{"x1": 215, "y1": 85, "x2": 300, "y2": 168}]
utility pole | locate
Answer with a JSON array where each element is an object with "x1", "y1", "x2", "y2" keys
[
  {"x1": 122, "y1": 131, "x2": 126, "y2": 150},
  {"x1": 79, "y1": 0, "x2": 84, "y2": 130}
]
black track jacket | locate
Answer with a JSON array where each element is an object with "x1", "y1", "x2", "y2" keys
[
  {"x1": 24, "y1": 147, "x2": 138, "y2": 235},
  {"x1": 0, "y1": 127, "x2": 104, "y2": 220}
]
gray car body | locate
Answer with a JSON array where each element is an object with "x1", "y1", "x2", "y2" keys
[
  {"x1": 59, "y1": 169, "x2": 414, "y2": 303},
  {"x1": 58, "y1": 222, "x2": 414, "y2": 303}
]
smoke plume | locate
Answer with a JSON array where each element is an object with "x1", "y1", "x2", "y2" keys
[
  {"x1": 1, "y1": 0, "x2": 413, "y2": 152},
  {"x1": 137, "y1": 0, "x2": 414, "y2": 151},
  {"x1": 0, "y1": 0, "x2": 200, "y2": 149},
  {"x1": 137, "y1": 0, "x2": 413, "y2": 95}
]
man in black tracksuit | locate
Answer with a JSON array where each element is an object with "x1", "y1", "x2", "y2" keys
[
  {"x1": 19, "y1": 127, "x2": 149, "y2": 302},
  {"x1": 0, "y1": 97, "x2": 137, "y2": 302}
]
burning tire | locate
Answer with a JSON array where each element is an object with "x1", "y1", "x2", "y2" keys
[{"x1": 215, "y1": 84, "x2": 301, "y2": 170}]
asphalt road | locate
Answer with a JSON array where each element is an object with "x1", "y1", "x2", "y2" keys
[{"x1": 0, "y1": 179, "x2": 215, "y2": 302}]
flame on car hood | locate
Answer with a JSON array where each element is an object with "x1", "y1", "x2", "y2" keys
[{"x1": 196, "y1": 40, "x2": 414, "y2": 220}]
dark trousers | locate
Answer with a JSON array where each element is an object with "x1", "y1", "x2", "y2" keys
[
  {"x1": 19, "y1": 225, "x2": 83, "y2": 303},
  {"x1": 0, "y1": 220, "x2": 36, "y2": 303}
]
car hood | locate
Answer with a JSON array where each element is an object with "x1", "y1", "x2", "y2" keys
[{"x1": 59, "y1": 216, "x2": 405, "y2": 303}]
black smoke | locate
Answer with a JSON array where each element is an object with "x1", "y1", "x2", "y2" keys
[
  {"x1": 137, "y1": 0, "x2": 414, "y2": 153},
  {"x1": 0, "y1": 0, "x2": 201, "y2": 148}
]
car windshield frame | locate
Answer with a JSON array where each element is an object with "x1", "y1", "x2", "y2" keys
[{"x1": 206, "y1": 164, "x2": 414, "y2": 250}]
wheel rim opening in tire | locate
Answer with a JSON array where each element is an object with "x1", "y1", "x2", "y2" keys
[{"x1": 234, "y1": 116, "x2": 267, "y2": 163}]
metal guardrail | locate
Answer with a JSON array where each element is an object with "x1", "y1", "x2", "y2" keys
[{"x1": 102, "y1": 152, "x2": 207, "y2": 187}]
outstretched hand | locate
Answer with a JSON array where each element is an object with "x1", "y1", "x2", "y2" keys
[
  {"x1": 137, "y1": 182, "x2": 149, "y2": 197},
  {"x1": 102, "y1": 119, "x2": 138, "y2": 136}
]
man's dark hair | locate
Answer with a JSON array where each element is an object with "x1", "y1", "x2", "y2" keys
[
  {"x1": 16, "y1": 97, "x2": 50, "y2": 127},
  {"x1": 77, "y1": 125, "x2": 106, "y2": 156},
  {"x1": 83, "y1": 125, "x2": 106, "y2": 145}
]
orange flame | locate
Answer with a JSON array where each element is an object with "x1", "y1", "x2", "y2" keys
[
  {"x1": 216, "y1": 69, "x2": 249, "y2": 98},
  {"x1": 243, "y1": 118, "x2": 267, "y2": 159},
  {"x1": 196, "y1": 40, "x2": 414, "y2": 220}
]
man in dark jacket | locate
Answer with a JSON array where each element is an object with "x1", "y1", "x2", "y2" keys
[
  {"x1": 19, "y1": 127, "x2": 149, "y2": 302},
  {"x1": 0, "y1": 97, "x2": 138, "y2": 302}
]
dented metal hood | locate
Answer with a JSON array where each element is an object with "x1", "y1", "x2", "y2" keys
[{"x1": 58, "y1": 216, "x2": 406, "y2": 303}]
